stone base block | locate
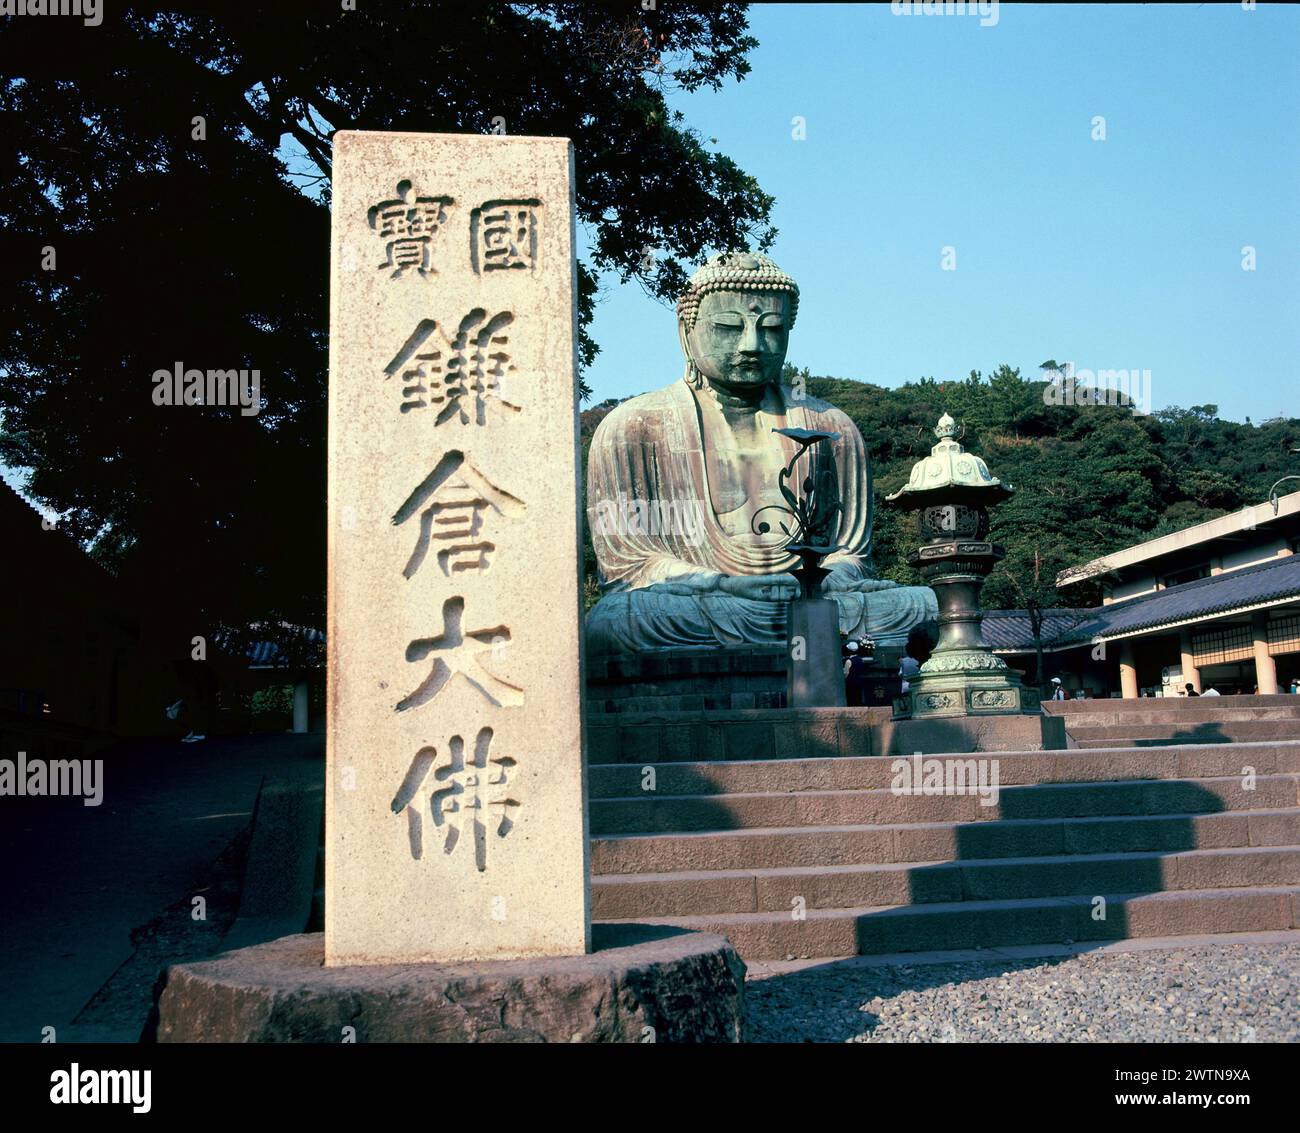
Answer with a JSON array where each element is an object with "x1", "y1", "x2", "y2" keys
[
  {"x1": 149, "y1": 924, "x2": 745, "y2": 1043},
  {"x1": 878, "y1": 712, "x2": 1067, "y2": 754},
  {"x1": 788, "y1": 598, "x2": 846, "y2": 709}
]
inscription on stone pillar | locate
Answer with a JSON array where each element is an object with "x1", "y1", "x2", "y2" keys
[{"x1": 328, "y1": 132, "x2": 587, "y2": 964}]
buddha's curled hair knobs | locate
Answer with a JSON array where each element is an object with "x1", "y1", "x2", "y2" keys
[{"x1": 676, "y1": 251, "x2": 800, "y2": 332}]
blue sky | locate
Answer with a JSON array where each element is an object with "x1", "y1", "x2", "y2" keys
[
  {"x1": 6, "y1": 3, "x2": 1296, "y2": 510},
  {"x1": 580, "y1": 2, "x2": 1300, "y2": 422}
]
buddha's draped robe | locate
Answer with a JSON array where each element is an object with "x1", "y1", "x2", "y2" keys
[{"x1": 585, "y1": 380, "x2": 937, "y2": 653}]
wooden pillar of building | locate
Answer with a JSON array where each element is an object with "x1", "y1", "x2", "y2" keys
[
  {"x1": 1119, "y1": 640, "x2": 1139, "y2": 699},
  {"x1": 1252, "y1": 612, "x2": 1278, "y2": 695},
  {"x1": 1178, "y1": 627, "x2": 1200, "y2": 694},
  {"x1": 292, "y1": 678, "x2": 310, "y2": 734}
]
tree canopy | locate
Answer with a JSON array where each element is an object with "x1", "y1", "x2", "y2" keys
[
  {"x1": 785, "y1": 366, "x2": 1299, "y2": 611},
  {"x1": 0, "y1": 2, "x2": 773, "y2": 652}
]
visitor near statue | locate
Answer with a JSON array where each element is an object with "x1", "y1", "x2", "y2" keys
[
  {"x1": 843, "y1": 639, "x2": 869, "y2": 706},
  {"x1": 899, "y1": 651, "x2": 921, "y2": 695},
  {"x1": 585, "y1": 252, "x2": 937, "y2": 654}
]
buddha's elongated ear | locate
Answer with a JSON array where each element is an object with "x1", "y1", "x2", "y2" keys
[{"x1": 677, "y1": 318, "x2": 703, "y2": 388}]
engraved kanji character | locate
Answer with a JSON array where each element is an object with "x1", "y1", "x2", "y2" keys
[
  {"x1": 392, "y1": 450, "x2": 526, "y2": 578},
  {"x1": 396, "y1": 596, "x2": 522, "y2": 711},
  {"x1": 471, "y1": 199, "x2": 540, "y2": 273},
  {"x1": 390, "y1": 727, "x2": 519, "y2": 869},
  {"x1": 367, "y1": 180, "x2": 454, "y2": 277},
  {"x1": 382, "y1": 312, "x2": 521, "y2": 424}
]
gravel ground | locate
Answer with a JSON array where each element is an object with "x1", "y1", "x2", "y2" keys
[{"x1": 745, "y1": 942, "x2": 1300, "y2": 1043}]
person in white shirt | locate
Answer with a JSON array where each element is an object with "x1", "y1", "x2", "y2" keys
[
  {"x1": 1202, "y1": 686, "x2": 1221, "y2": 696},
  {"x1": 898, "y1": 651, "x2": 921, "y2": 695}
]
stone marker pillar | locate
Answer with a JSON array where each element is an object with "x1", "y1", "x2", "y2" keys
[
  {"x1": 151, "y1": 133, "x2": 745, "y2": 1042},
  {"x1": 787, "y1": 598, "x2": 846, "y2": 708},
  {"x1": 327, "y1": 131, "x2": 589, "y2": 964}
]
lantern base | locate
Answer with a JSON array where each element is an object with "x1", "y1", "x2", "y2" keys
[{"x1": 898, "y1": 663, "x2": 1030, "y2": 720}]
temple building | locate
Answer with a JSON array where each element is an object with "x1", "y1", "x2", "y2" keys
[
  {"x1": 0, "y1": 478, "x2": 138, "y2": 758},
  {"x1": 985, "y1": 489, "x2": 1300, "y2": 697},
  {"x1": 0, "y1": 477, "x2": 323, "y2": 750}
]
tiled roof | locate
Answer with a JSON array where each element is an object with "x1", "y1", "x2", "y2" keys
[
  {"x1": 1066, "y1": 554, "x2": 1300, "y2": 641},
  {"x1": 981, "y1": 609, "x2": 1095, "y2": 652},
  {"x1": 986, "y1": 555, "x2": 1300, "y2": 650},
  {"x1": 1, "y1": 477, "x2": 118, "y2": 591},
  {"x1": 216, "y1": 625, "x2": 325, "y2": 669},
  {"x1": 246, "y1": 635, "x2": 323, "y2": 667}
]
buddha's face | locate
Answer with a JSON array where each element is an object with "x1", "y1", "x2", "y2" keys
[{"x1": 682, "y1": 289, "x2": 789, "y2": 390}]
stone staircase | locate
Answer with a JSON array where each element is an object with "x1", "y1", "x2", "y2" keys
[
  {"x1": 588, "y1": 734, "x2": 1300, "y2": 960},
  {"x1": 1045, "y1": 693, "x2": 1300, "y2": 748}
]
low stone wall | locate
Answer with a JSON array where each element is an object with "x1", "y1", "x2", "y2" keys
[
  {"x1": 586, "y1": 645, "x2": 908, "y2": 714},
  {"x1": 588, "y1": 705, "x2": 888, "y2": 763},
  {"x1": 587, "y1": 647, "x2": 788, "y2": 713},
  {"x1": 586, "y1": 706, "x2": 1064, "y2": 763}
]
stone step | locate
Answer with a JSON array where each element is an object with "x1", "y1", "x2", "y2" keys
[
  {"x1": 1056, "y1": 706, "x2": 1300, "y2": 728},
  {"x1": 590, "y1": 845, "x2": 1300, "y2": 918},
  {"x1": 586, "y1": 742, "x2": 1300, "y2": 799},
  {"x1": 1045, "y1": 693, "x2": 1300, "y2": 713},
  {"x1": 1067, "y1": 721, "x2": 1300, "y2": 742},
  {"x1": 589, "y1": 775, "x2": 1299, "y2": 835},
  {"x1": 596, "y1": 885, "x2": 1300, "y2": 960},
  {"x1": 1046, "y1": 693, "x2": 1300, "y2": 713},
  {"x1": 1070, "y1": 727, "x2": 1300, "y2": 750},
  {"x1": 1074, "y1": 738, "x2": 1279, "y2": 750},
  {"x1": 1072, "y1": 731, "x2": 1300, "y2": 750},
  {"x1": 590, "y1": 807, "x2": 1300, "y2": 874}
]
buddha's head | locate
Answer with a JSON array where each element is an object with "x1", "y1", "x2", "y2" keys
[{"x1": 677, "y1": 252, "x2": 800, "y2": 392}]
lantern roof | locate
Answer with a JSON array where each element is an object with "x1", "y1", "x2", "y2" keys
[{"x1": 885, "y1": 413, "x2": 1014, "y2": 508}]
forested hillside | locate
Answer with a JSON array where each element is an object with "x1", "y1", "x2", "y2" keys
[{"x1": 580, "y1": 365, "x2": 1299, "y2": 613}]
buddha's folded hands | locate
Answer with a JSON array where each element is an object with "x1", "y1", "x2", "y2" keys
[
  {"x1": 827, "y1": 576, "x2": 906, "y2": 595},
  {"x1": 648, "y1": 570, "x2": 725, "y2": 596},
  {"x1": 717, "y1": 573, "x2": 800, "y2": 601},
  {"x1": 647, "y1": 571, "x2": 799, "y2": 601}
]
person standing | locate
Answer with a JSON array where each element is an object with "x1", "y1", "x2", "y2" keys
[
  {"x1": 1049, "y1": 677, "x2": 1067, "y2": 701},
  {"x1": 899, "y1": 650, "x2": 921, "y2": 696},
  {"x1": 843, "y1": 640, "x2": 869, "y2": 707}
]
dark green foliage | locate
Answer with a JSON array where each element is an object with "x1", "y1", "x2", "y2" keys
[
  {"x1": 579, "y1": 365, "x2": 1299, "y2": 611},
  {"x1": 807, "y1": 365, "x2": 1298, "y2": 610},
  {"x1": 0, "y1": 3, "x2": 772, "y2": 643}
]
